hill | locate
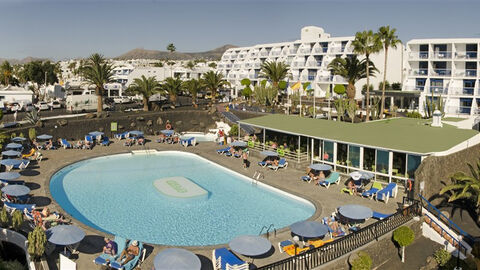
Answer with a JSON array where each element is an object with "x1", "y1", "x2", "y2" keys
[
  {"x1": 115, "y1": 45, "x2": 237, "y2": 61},
  {"x1": 0, "y1": 56, "x2": 49, "y2": 65}
]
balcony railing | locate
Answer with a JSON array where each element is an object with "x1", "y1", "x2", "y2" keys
[
  {"x1": 448, "y1": 87, "x2": 474, "y2": 95},
  {"x1": 316, "y1": 75, "x2": 333, "y2": 82},
  {"x1": 411, "y1": 69, "x2": 428, "y2": 76},
  {"x1": 419, "y1": 52, "x2": 429, "y2": 58},
  {"x1": 308, "y1": 75, "x2": 316, "y2": 81},
  {"x1": 260, "y1": 52, "x2": 268, "y2": 57},
  {"x1": 289, "y1": 49, "x2": 297, "y2": 54},
  {"x1": 431, "y1": 69, "x2": 452, "y2": 76},
  {"x1": 456, "y1": 51, "x2": 478, "y2": 59},
  {"x1": 433, "y1": 51, "x2": 452, "y2": 59},
  {"x1": 428, "y1": 86, "x2": 448, "y2": 94}
]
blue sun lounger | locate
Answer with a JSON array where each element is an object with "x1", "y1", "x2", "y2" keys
[
  {"x1": 376, "y1": 183, "x2": 398, "y2": 203},
  {"x1": 3, "y1": 201, "x2": 35, "y2": 213},
  {"x1": 181, "y1": 137, "x2": 196, "y2": 147},
  {"x1": 110, "y1": 241, "x2": 143, "y2": 270},
  {"x1": 0, "y1": 179, "x2": 25, "y2": 185},
  {"x1": 114, "y1": 132, "x2": 128, "y2": 140},
  {"x1": 212, "y1": 248, "x2": 249, "y2": 270},
  {"x1": 317, "y1": 172, "x2": 341, "y2": 188},
  {"x1": 269, "y1": 158, "x2": 288, "y2": 171},
  {"x1": 61, "y1": 138, "x2": 72, "y2": 149},
  {"x1": 361, "y1": 181, "x2": 383, "y2": 199},
  {"x1": 372, "y1": 211, "x2": 392, "y2": 220},
  {"x1": 217, "y1": 146, "x2": 231, "y2": 154},
  {"x1": 93, "y1": 236, "x2": 126, "y2": 266},
  {"x1": 101, "y1": 137, "x2": 110, "y2": 146}
]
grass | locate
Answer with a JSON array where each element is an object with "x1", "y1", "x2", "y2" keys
[{"x1": 239, "y1": 115, "x2": 479, "y2": 154}]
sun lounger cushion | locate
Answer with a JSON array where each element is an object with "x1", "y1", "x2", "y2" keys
[
  {"x1": 372, "y1": 211, "x2": 391, "y2": 220},
  {"x1": 361, "y1": 182, "x2": 383, "y2": 198},
  {"x1": 376, "y1": 183, "x2": 398, "y2": 203},
  {"x1": 4, "y1": 201, "x2": 35, "y2": 212},
  {"x1": 318, "y1": 172, "x2": 340, "y2": 188},
  {"x1": 301, "y1": 176, "x2": 311, "y2": 182},
  {"x1": 214, "y1": 248, "x2": 247, "y2": 270}
]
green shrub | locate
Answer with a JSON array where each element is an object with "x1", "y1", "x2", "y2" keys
[
  {"x1": 406, "y1": 111, "x2": 422, "y2": 118},
  {"x1": 334, "y1": 84, "x2": 346, "y2": 95},
  {"x1": 434, "y1": 248, "x2": 451, "y2": 267},
  {"x1": 278, "y1": 80, "x2": 287, "y2": 90},
  {"x1": 0, "y1": 259, "x2": 25, "y2": 270},
  {"x1": 391, "y1": 82, "x2": 402, "y2": 90},
  {"x1": 240, "y1": 78, "x2": 251, "y2": 86},
  {"x1": 229, "y1": 124, "x2": 239, "y2": 136},
  {"x1": 351, "y1": 251, "x2": 372, "y2": 270},
  {"x1": 0, "y1": 206, "x2": 9, "y2": 227},
  {"x1": 11, "y1": 210, "x2": 23, "y2": 231},
  {"x1": 28, "y1": 128, "x2": 36, "y2": 141},
  {"x1": 28, "y1": 226, "x2": 47, "y2": 260}
]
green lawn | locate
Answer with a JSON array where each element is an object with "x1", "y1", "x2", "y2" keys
[{"x1": 239, "y1": 115, "x2": 478, "y2": 154}]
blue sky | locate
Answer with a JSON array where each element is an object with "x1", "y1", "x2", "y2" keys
[{"x1": 1, "y1": 0, "x2": 479, "y2": 60}]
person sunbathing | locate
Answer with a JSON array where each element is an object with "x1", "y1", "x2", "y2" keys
[
  {"x1": 315, "y1": 171, "x2": 326, "y2": 185},
  {"x1": 75, "y1": 140, "x2": 84, "y2": 149},
  {"x1": 117, "y1": 240, "x2": 139, "y2": 265},
  {"x1": 124, "y1": 138, "x2": 134, "y2": 147},
  {"x1": 44, "y1": 139, "x2": 53, "y2": 150},
  {"x1": 137, "y1": 137, "x2": 145, "y2": 145},
  {"x1": 103, "y1": 237, "x2": 118, "y2": 256},
  {"x1": 347, "y1": 180, "x2": 358, "y2": 195},
  {"x1": 32, "y1": 139, "x2": 41, "y2": 150},
  {"x1": 33, "y1": 208, "x2": 69, "y2": 230}
]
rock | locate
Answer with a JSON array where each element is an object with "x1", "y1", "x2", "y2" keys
[
  {"x1": 175, "y1": 121, "x2": 182, "y2": 127},
  {"x1": 146, "y1": 120, "x2": 153, "y2": 127},
  {"x1": 57, "y1": 119, "x2": 68, "y2": 127},
  {"x1": 190, "y1": 119, "x2": 198, "y2": 125},
  {"x1": 130, "y1": 122, "x2": 136, "y2": 128},
  {"x1": 156, "y1": 117, "x2": 163, "y2": 126},
  {"x1": 97, "y1": 111, "x2": 109, "y2": 118},
  {"x1": 118, "y1": 125, "x2": 124, "y2": 130},
  {"x1": 199, "y1": 122, "x2": 205, "y2": 128},
  {"x1": 85, "y1": 113, "x2": 96, "y2": 119},
  {"x1": 136, "y1": 116, "x2": 145, "y2": 122},
  {"x1": 35, "y1": 121, "x2": 44, "y2": 128}
]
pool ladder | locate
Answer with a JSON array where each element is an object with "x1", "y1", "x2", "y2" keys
[
  {"x1": 252, "y1": 171, "x2": 264, "y2": 185},
  {"x1": 259, "y1": 224, "x2": 277, "y2": 239}
]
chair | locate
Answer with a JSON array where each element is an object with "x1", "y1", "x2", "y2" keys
[
  {"x1": 317, "y1": 172, "x2": 341, "y2": 188},
  {"x1": 61, "y1": 139, "x2": 72, "y2": 149},
  {"x1": 372, "y1": 211, "x2": 392, "y2": 220},
  {"x1": 110, "y1": 241, "x2": 144, "y2": 270},
  {"x1": 101, "y1": 137, "x2": 110, "y2": 146},
  {"x1": 341, "y1": 187, "x2": 354, "y2": 195},
  {"x1": 17, "y1": 160, "x2": 30, "y2": 170},
  {"x1": 301, "y1": 175, "x2": 313, "y2": 183},
  {"x1": 268, "y1": 158, "x2": 288, "y2": 171},
  {"x1": 217, "y1": 147, "x2": 231, "y2": 154},
  {"x1": 278, "y1": 240, "x2": 294, "y2": 253},
  {"x1": 114, "y1": 132, "x2": 127, "y2": 140},
  {"x1": 4, "y1": 201, "x2": 35, "y2": 213},
  {"x1": 307, "y1": 238, "x2": 334, "y2": 248},
  {"x1": 93, "y1": 236, "x2": 127, "y2": 266},
  {"x1": 0, "y1": 179, "x2": 25, "y2": 185},
  {"x1": 181, "y1": 137, "x2": 196, "y2": 148},
  {"x1": 35, "y1": 152, "x2": 43, "y2": 162},
  {"x1": 361, "y1": 182, "x2": 383, "y2": 199},
  {"x1": 21, "y1": 148, "x2": 36, "y2": 159},
  {"x1": 212, "y1": 247, "x2": 249, "y2": 270},
  {"x1": 376, "y1": 183, "x2": 398, "y2": 203}
]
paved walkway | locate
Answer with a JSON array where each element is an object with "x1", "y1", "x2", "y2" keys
[{"x1": 25, "y1": 138, "x2": 403, "y2": 269}]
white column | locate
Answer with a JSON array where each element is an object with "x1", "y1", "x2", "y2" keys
[
  {"x1": 388, "y1": 151, "x2": 394, "y2": 183},
  {"x1": 333, "y1": 142, "x2": 337, "y2": 171},
  {"x1": 359, "y1": 146, "x2": 364, "y2": 170},
  {"x1": 311, "y1": 138, "x2": 314, "y2": 163},
  {"x1": 262, "y1": 128, "x2": 266, "y2": 150}
]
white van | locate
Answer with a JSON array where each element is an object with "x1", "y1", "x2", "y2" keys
[{"x1": 66, "y1": 95, "x2": 113, "y2": 113}]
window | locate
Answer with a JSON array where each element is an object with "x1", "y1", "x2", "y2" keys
[
  {"x1": 376, "y1": 150, "x2": 389, "y2": 174},
  {"x1": 337, "y1": 143, "x2": 348, "y2": 166},
  {"x1": 392, "y1": 152, "x2": 406, "y2": 177},
  {"x1": 323, "y1": 141, "x2": 334, "y2": 162},
  {"x1": 348, "y1": 145, "x2": 360, "y2": 168},
  {"x1": 363, "y1": 147, "x2": 375, "y2": 171},
  {"x1": 407, "y1": 155, "x2": 421, "y2": 179}
]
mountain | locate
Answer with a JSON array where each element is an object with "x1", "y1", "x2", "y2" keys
[
  {"x1": 115, "y1": 45, "x2": 237, "y2": 61},
  {"x1": 0, "y1": 57, "x2": 48, "y2": 65}
]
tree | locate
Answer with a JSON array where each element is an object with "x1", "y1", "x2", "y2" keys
[
  {"x1": 351, "y1": 251, "x2": 372, "y2": 270},
  {"x1": 167, "y1": 43, "x2": 176, "y2": 53},
  {"x1": 182, "y1": 78, "x2": 204, "y2": 108},
  {"x1": 334, "y1": 84, "x2": 346, "y2": 95},
  {"x1": 202, "y1": 71, "x2": 229, "y2": 105},
  {"x1": 208, "y1": 62, "x2": 217, "y2": 69},
  {"x1": 328, "y1": 55, "x2": 377, "y2": 99},
  {"x1": 259, "y1": 61, "x2": 290, "y2": 102},
  {"x1": 393, "y1": 226, "x2": 415, "y2": 263},
  {"x1": 378, "y1": 26, "x2": 401, "y2": 119},
  {"x1": 79, "y1": 53, "x2": 114, "y2": 113},
  {"x1": 22, "y1": 61, "x2": 59, "y2": 100},
  {"x1": 440, "y1": 159, "x2": 480, "y2": 211},
  {"x1": 379, "y1": 80, "x2": 391, "y2": 91},
  {"x1": 126, "y1": 75, "x2": 161, "y2": 111},
  {"x1": 0, "y1": 61, "x2": 13, "y2": 86},
  {"x1": 185, "y1": 61, "x2": 195, "y2": 70},
  {"x1": 161, "y1": 77, "x2": 183, "y2": 108},
  {"x1": 0, "y1": 206, "x2": 9, "y2": 227},
  {"x1": 253, "y1": 84, "x2": 277, "y2": 107},
  {"x1": 28, "y1": 226, "x2": 47, "y2": 260},
  {"x1": 153, "y1": 61, "x2": 164, "y2": 67},
  {"x1": 352, "y1": 30, "x2": 382, "y2": 121}
]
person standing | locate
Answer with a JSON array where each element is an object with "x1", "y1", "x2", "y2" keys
[
  {"x1": 13, "y1": 110, "x2": 17, "y2": 122},
  {"x1": 242, "y1": 150, "x2": 249, "y2": 169}
]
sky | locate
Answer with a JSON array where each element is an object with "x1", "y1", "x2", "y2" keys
[{"x1": 0, "y1": 0, "x2": 479, "y2": 60}]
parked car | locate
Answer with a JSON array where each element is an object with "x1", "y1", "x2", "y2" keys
[
  {"x1": 35, "y1": 101, "x2": 49, "y2": 111},
  {"x1": 48, "y1": 101, "x2": 62, "y2": 109},
  {"x1": 113, "y1": 96, "x2": 132, "y2": 104}
]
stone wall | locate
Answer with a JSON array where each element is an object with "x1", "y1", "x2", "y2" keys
[
  {"x1": 415, "y1": 143, "x2": 480, "y2": 203},
  {"x1": 5, "y1": 109, "x2": 217, "y2": 141}
]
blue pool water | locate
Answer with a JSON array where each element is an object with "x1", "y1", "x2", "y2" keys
[{"x1": 50, "y1": 151, "x2": 315, "y2": 246}]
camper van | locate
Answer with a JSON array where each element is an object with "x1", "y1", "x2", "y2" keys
[{"x1": 66, "y1": 95, "x2": 113, "y2": 113}]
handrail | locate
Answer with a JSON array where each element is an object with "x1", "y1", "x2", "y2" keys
[
  {"x1": 423, "y1": 213, "x2": 468, "y2": 256},
  {"x1": 259, "y1": 224, "x2": 277, "y2": 239},
  {"x1": 418, "y1": 194, "x2": 473, "y2": 243},
  {"x1": 257, "y1": 202, "x2": 420, "y2": 270}
]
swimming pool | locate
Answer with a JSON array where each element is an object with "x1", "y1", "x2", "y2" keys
[{"x1": 50, "y1": 151, "x2": 315, "y2": 246}]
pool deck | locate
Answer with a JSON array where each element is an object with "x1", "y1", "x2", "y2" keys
[{"x1": 27, "y1": 139, "x2": 402, "y2": 270}]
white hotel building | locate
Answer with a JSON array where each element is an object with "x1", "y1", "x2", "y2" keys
[
  {"x1": 217, "y1": 26, "x2": 403, "y2": 99},
  {"x1": 403, "y1": 39, "x2": 480, "y2": 117}
]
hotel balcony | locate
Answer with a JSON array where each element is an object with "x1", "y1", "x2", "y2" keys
[
  {"x1": 306, "y1": 61, "x2": 317, "y2": 67},
  {"x1": 248, "y1": 74, "x2": 256, "y2": 79},
  {"x1": 430, "y1": 69, "x2": 452, "y2": 76},
  {"x1": 308, "y1": 75, "x2": 316, "y2": 81},
  {"x1": 289, "y1": 49, "x2": 298, "y2": 54},
  {"x1": 298, "y1": 48, "x2": 311, "y2": 54},
  {"x1": 329, "y1": 47, "x2": 342, "y2": 53},
  {"x1": 449, "y1": 87, "x2": 474, "y2": 95},
  {"x1": 409, "y1": 52, "x2": 429, "y2": 59},
  {"x1": 316, "y1": 75, "x2": 333, "y2": 82},
  {"x1": 410, "y1": 69, "x2": 428, "y2": 76},
  {"x1": 432, "y1": 51, "x2": 452, "y2": 59},
  {"x1": 253, "y1": 63, "x2": 261, "y2": 68},
  {"x1": 456, "y1": 51, "x2": 478, "y2": 59},
  {"x1": 259, "y1": 52, "x2": 268, "y2": 57},
  {"x1": 428, "y1": 86, "x2": 448, "y2": 95},
  {"x1": 455, "y1": 69, "x2": 478, "y2": 77}
]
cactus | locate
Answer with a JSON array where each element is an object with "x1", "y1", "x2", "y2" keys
[
  {"x1": 28, "y1": 226, "x2": 47, "y2": 260},
  {"x1": 346, "y1": 99, "x2": 357, "y2": 123},
  {"x1": 369, "y1": 96, "x2": 381, "y2": 120},
  {"x1": 28, "y1": 128, "x2": 36, "y2": 141},
  {"x1": 334, "y1": 98, "x2": 347, "y2": 121},
  {"x1": 0, "y1": 206, "x2": 9, "y2": 227},
  {"x1": 11, "y1": 210, "x2": 23, "y2": 231}
]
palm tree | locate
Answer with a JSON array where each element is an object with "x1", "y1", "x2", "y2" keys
[
  {"x1": 162, "y1": 77, "x2": 183, "y2": 108},
  {"x1": 440, "y1": 160, "x2": 480, "y2": 207},
  {"x1": 202, "y1": 71, "x2": 229, "y2": 105},
  {"x1": 127, "y1": 75, "x2": 161, "y2": 111},
  {"x1": 328, "y1": 55, "x2": 377, "y2": 100},
  {"x1": 259, "y1": 61, "x2": 290, "y2": 88},
  {"x1": 0, "y1": 61, "x2": 13, "y2": 86},
  {"x1": 352, "y1": 30, "x2": 382, "y2": 121},
  {"x1": 378, "y1": 26, "x2": 401, "y2": 119},
  {"x1": 167, "y1": 43, "x2": 176, "y2": 53},
  {"x1": 183, "y1": 79, "x2": 204, "y2": 108},
  {"x1": 80, "y1": 53, "x2": 114, "y2": 113},
  {"x1": 185, "y1": 61, "x2": 195, "y2": 70}
]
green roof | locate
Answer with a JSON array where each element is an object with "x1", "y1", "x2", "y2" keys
[{"x1": 239, "y1": 115, "x2": 479, "y2": 154}]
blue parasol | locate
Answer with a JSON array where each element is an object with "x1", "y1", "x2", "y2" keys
[
  {"x1": 37, "y1": 134, "x2": 53, "y2": 140},
  {"x1": 161, "y1": 130, "x2": 174, "y2": 136},
  {"x1": 6, "y1": 143, "x2": 23, "y2": 150},
  {"x1": 290, "y1": 221, "x2": 329, "y2": 238},
  {"x1": 1, "y1": 150, "x2": 21, "y2": 157},
  {"x1": 260, "y1": 150, "x2": 278, "y2": 157},
  {"x1": 229, "y1": 235, "x2": 272, "y2": 257},
  {"x1": 11, "y1": 137, "x2": 27, "y2": 142},
  {"x1": 0, "y1": 159, "x2": 25, "y2": 167},
  {"x1": 230, "y1": 141, "x2": 247, "y2": 147},
  {"x1": 89, "y1": 131, "x2": 104, "y2": 137},
  {"x1": 46, "y1": 225, "x2": 85, "y2": 246},
  {"x1": 0, "y1": 172, "x2": 21, "y2": 180},
  {"x1": 309, "y1": 163, "x2": 333, "y2": 171},
  {"x1": 128, "y1": 130, "x2": 144, "y2": 137},
  {"x1": 1, "y1": 184, "x2": 30, "y2": 197},
  {"x1": 154, "y1": 248, "x2": 201, "y2": 270},
  {"x1": 338, "y1": 204, "x2": 373, "y2": 220}
]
